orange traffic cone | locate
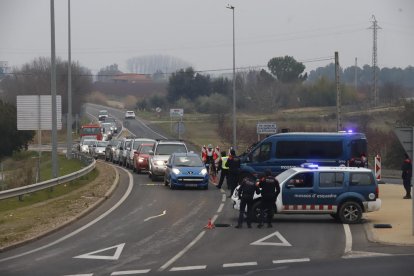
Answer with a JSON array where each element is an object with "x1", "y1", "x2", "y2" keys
[{"x1": 204, "y1": 218, "x2": 215, "y2": 229}]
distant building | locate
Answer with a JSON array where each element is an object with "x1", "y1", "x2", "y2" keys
[{"x1": 110, "y1": 73, "x2": 152, "y2": 84}]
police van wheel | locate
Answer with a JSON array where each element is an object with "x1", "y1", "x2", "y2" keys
[{"x1": 339, "y1": 201, "x2": 362, "y2": 224}]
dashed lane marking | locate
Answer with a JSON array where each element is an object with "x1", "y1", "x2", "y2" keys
[
  {"x1": 223, "y1": 262, "x2": 258, "y2": 268},
  {"x1": 221, "y1": 194, "x2": 226, "y2": 202},
  {"x1": 140, "y1": 183, "x2": 164, "y2": 186},
  {"x1": 273, "y1": 258, "x2": 310, "y2": 264},
  {"x1": 111, "y1": 270, "x2": 151, "y2": 275},
  {"x1": 170, "y1": 265, "x2": 207, "y2": 271},
  {"x1": 217, "y1": 203, "x2": 224, "y2": 213}
]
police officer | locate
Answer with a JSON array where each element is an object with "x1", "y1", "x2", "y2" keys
[
  {"x1": 256, "y1": 169, "x2": 280, "y2": 228},
  {"x1": 235, "y1": 177, "x2": 260, "y2": 229},
  {"x1": 402, "y1": 153, "x2": 412, "y2": 199},
  {"x1": 216, "y1": 151, "x2": 228, "y2": 189},
  {"x1": 225, "y1": 149, "x2": 241, "y2": 198}
]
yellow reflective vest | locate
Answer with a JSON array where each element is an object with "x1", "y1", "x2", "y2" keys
[{"x1": 221, "y1": 156, "x2": 229, "y2": 170}]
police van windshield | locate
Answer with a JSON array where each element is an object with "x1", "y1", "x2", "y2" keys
[{"x1": 276, "y1": 168, "x2": 297, "y2": 184}]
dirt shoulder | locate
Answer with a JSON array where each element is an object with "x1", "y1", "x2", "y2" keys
[{"x1": 0, "y1": 161, "x2": 118, "y2": 251}]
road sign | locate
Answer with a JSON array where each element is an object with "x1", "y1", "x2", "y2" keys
[
  {"x1": 257, "y1": 122, "x2": 277, "y2": 134},
  {"x1": 394, "y1": 127, "x2": 414, "y2": 153},
  {"x1": 170, "y1": 108, "x2": 184, "y2": 117},
  {"x1": 374, "y1": 155, "x2": 381, "y2": 180},
  {"x1": 17, "y1": 95, "x2": 62, "y2": 130}
]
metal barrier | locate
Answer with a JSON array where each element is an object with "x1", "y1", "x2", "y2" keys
[{"x1": 0, "y1": 152, "x2": 96, "y2": 200}]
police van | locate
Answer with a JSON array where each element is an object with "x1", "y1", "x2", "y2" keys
[
  {"x1": 239, "y1": 132, "x2": 367, "y2": 180},
  {"x1": 232, "y1": 164, "x2": 381, "y2": 224}
]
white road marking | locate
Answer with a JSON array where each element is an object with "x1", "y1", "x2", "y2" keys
[
  {"x1": 342, "y1": 251, "x2": 392, "y2": 259},
  {"x1": 140, "y1": 183, "x2": 163, "y2": 186},
  {"x1": 111, "y1": 270, "x2": 151, "y2": 275},
  {"x1": 158, "y1": 231, "x2": 206, "y2": 271},
  {"x1": 144, "y1": 210, "x2": 167, "y2": 222},
  {"x1": 217, "y1": 203, "x2": 224, "y2": 213},
  {"x1": 221, "y1": 194, "x2": 226, "y2": 202},
  {"x1": 74, "y1": 243, "x2": 125, "y2": 260},
  {"x1": 250, "y1": 231, "x2": 292, "y2": 246},
  {"x1": 273, "y1": 258, "x2": 310, "y2": 264},
  {"x1": 211, "y1": 214, "x2": 219, "y2": 224},
  {"x1": 169, "y1": 265, "x2": 207, "y2": 271},
  {"x1": 63, "y1": 274, "x2": 94, "y2": 276},
  {"x1": 0, "y1": 168, "x2": 133, "y2": 263},
  {"x1": 223, "y1": 262, "x2": 258, "y2": 268},
  {"x1": 343, "y1": 224, "x2": 352, "y2": 254}
]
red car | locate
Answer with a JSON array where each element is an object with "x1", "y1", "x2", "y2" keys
[{"x1": 133, "y1": 143, "x2": 155, "y2": 174}]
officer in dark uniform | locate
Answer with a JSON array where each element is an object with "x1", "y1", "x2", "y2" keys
[
  {"x1": 235, "y1": 177, "x2": 260, "y2": 228},
  {"x1": 226, "y1": 149, "x2": 241, "y2": 198},
  {"x1": 402, "y1": 153, "x2": 412, "y2": 199},
  {"x1": 256, "y1": 169, "x2": 280, "y2": 228}
]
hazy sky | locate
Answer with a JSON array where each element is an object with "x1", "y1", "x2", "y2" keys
[{"x1": 1, "y1": 0, "x2": 413, "y2": 75}]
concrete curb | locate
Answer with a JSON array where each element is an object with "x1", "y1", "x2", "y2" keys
[
  {"x1": 0, "y1": 163, "x2": 120, "y2": 252},
  {"x1": 364, "y1": 222, "x2": 414, "y2": 247}
]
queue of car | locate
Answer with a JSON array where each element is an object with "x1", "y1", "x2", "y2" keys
[{"x1": 89, "y1": 110, "x2": 382, "y2": 224}]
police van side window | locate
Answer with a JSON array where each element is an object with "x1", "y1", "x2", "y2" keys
[
  {"x1": 288, "y1": 172, "x2": 313, "y2": 188},
  {"x1": 319, "y1": 172, "x2": 344, "y2": 188},
  {"x1": 251, "y1": 142, "x2": 272, "y2": 163},
  {"x1": 350, "y1": 172, "x2": 374, "y2": 186}
]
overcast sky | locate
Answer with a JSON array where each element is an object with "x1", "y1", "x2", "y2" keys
[{"x1": 1, "y1": 0, "x2": 413, "y2": 75}]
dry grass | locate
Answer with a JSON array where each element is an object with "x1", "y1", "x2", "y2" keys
[{"x1": 0, "y1": 162, "x2": 116, "y2": 250}]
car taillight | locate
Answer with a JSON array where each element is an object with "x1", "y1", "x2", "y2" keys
[{"x1": 375, "y1": 186, "x2": 379, "y2": 198}]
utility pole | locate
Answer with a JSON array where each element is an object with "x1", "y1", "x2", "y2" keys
[
  {"x1": 369, "y1": 15, "x2": 381, "y2": 107},
  {"x1": 335, "y1": 52, "x2": 341, "y2": 131},
  {"x1": 354, "y1": 57, "x2": 358, "y2": 92},
  {"x1": 227, "y1": 4, "x2": 236, "y2": 150}
]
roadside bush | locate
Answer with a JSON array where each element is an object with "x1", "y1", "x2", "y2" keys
[{"x1": 196, "y1": 93, "x2": 230, "y2": 114}]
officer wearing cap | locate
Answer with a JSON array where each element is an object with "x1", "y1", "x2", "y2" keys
[{"x1": 256, "y1": 169, "x2": 280, "y2": 228}]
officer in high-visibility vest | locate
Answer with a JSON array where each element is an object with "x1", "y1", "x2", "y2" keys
[{"x1": 217, "y1": 151, "x2": 229, "y2": 189}]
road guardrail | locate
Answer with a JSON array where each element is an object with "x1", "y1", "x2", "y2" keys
[{"x1": 0, "y1": 152, "x2": 96, "y2": 200}]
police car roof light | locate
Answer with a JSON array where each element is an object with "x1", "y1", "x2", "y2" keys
[{"x1": 300, "y1": 163, "x2": 319, "y2": 169}]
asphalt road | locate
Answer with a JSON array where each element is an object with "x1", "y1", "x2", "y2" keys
[{"x1": 1, "y1": 104, "x2": 413, "y2": 276}]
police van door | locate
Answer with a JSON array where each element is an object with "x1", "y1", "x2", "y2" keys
[
  {"x1": 281, "y1": 172, "x2": 316, "y2": 212},
  {"x1": 246, "y1": 142, "x2": 273, "y2": 176}
]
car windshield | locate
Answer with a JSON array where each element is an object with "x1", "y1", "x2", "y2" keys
[
  {"x1": 97, "y1": 142, "x2": 109, "y2": 147},
  {"x1": 139, "y1": 144, "x2": 154, "y2": 154},
  {"x1": 156, "y1": 144, "x2": 187, "y2": 155},
  {"x1": 174, "y1": 156, "x2": 203, "y2": 167},
  {"x1": 84, "y1": 140, "x2": 97, "y2": 146}
]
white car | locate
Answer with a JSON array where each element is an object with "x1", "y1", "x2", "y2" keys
[
  {"x1": 91, "y1": 141, "x2": 109, "y2": 159},
  {"x1": 80, "y1": 139, "x2": 98, "y2": 153},
  {"x1": 125, "y1": 110, "x2": 136, "y2": 119}
]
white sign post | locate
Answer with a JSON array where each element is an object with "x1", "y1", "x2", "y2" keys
[
  {"x1": 170, "y1": 109, "x2": 184, "y2": 139},
  {"x1": 257, "y1": 122, "x2": 277, "y2": 141}
]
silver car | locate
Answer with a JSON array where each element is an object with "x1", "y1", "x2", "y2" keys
[
  {"x1": 91, "y1": 141, "x2": 109, "y2": 159},
  {"x1": 148, "y1": 140, "x2": 188, "y2": 180}
]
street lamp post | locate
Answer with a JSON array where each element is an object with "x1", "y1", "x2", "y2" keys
[
  {"x1": 66, "y1": 0, "x2": 72, "y2": 159},
  {"x1": 227, "y1": 4, "x2": 236, "y2": 150}
]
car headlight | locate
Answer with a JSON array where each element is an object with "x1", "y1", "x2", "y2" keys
[
  {"x1": 172, "y1": 168, "x2": 181, "y2": 175},
  {"x1": 138, "y1": 157, "x2": 144, "y2": 163},
  {"x1": 155, "y1": 160, "x2": 164, "y2": 166},
  {"x1": 200, "y1": 168, "x2": 207, "y2": 175}
]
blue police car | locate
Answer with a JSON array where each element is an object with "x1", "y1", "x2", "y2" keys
[{"x1": 232, "y1": 164, "x2": 381, "y2": 224}]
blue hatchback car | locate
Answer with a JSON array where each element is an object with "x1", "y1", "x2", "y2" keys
[{"x1": 164, "y1": 153, "x2": 209, "y2": 190}]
